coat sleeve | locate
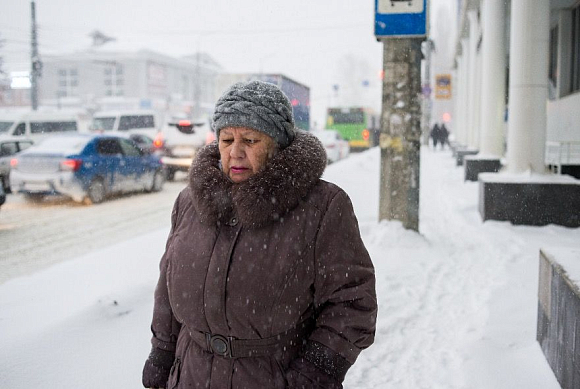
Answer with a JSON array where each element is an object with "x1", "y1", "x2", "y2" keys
[
  {"x1": 288, "y1": 189, "x2": 377, "y2": 388},
  {"x1": 142, "y1": 192, "x2": 184, "y2": 388}
]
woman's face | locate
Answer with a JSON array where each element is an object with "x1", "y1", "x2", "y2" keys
[{"x1": 218, "y1": 126, "x2": 278, "y2": 183}]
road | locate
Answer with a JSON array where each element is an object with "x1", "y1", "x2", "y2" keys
[{"x1": 0, "y1": 176, "x2": 188, "y2": 285}]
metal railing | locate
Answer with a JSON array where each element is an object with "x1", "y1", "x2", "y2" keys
[{"x1": 545, "y1": 141, "x2": 580, "y2": 174}]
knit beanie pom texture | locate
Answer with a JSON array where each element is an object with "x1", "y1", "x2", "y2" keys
[{"x1": 212, "y1": 80, "x2": 296, "y2": 148}]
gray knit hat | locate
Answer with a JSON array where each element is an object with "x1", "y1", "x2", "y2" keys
[{"x1": 212, "y1": 80, "x2": 296, "y2": 148}]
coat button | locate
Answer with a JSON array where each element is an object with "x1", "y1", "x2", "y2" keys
[{"x1": 210, "y1": 336, "x2": 229, "y2": 356}]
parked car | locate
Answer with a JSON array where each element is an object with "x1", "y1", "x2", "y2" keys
[
  {"x1": 0, "y1": 136, "x2": 34, "y2": 192},
  {"x1": 91, "y1": 111, "x2": 159, "y2": 138},
  {"x1": 127, "y1": 133, "x2": 166, "y2": 157},
  {"x1": 0, "y1": 111, "x2": 85, "y2": 142},
  {"x1": 311, "y1": 129, "x2": 350, "y2": 164},
  {"x1": 0, "y1": 181, "x2": 5, "y2": 208},
  {"x1": 157, "y1": 118, "x2": 212, "y2": 181},
  {"x1": 10, "y1": 134, "x2": 164, "y2": 204}
]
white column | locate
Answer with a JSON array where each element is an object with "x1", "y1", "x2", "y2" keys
[
  {"x1": 467, "y1": 10, "x2": 480, "y2": 149},
  {"x1": 479, "y1": 0, "x2": 507, "y2": 157},
  {"x1": 507, "y1": 0, "x2": 550, "y2": 173},
  {"x1": 461, "y1": 38, "x2": 470, "y2": 146},
  {"x1": 454, "y1": 55, "x2": 465, "y2": 145},
  {"x1": 473, "y1": 40, "x2": 483, "y2": 149}
]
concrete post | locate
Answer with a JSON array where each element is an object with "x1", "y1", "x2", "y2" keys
[
  {"x1": 454, "y1": 55, "x2": 465, "y2": 146},
  {"x1": 460, "y1": 38, "x2": 470, "y2": 146},
  {"x1": 467, "y1": 10, "x2": 480, "y2": 149},
  {"x1": 479, "y1": 0, "x2": 507, "y2": 157},
  {"x1": 506, "y1": 0, "x2": 550, "y2": 173},
  {"x1": 379, "y1": 39, "x2": 422, "y2": 232}
]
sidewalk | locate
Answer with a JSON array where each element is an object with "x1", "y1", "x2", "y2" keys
[{"x1": 326, "y1": 147, "x2": 577, "y2": 388}]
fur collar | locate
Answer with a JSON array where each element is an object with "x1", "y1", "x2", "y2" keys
[{"x1": 188, "y1": 131, "x2": 327, "y2": 228}]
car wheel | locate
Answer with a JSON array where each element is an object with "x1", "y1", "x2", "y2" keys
[
  {"x1": 165, "y1": 168, "x2": 176, "y2": 181},
  {"x1": 87, "y1": 178, "x2": 106, "y2": 204},
  {"x1": 24, "y1": 193, "x2": 45, "y2": 203},
  {"x1": 0, "y1": 176, "x2": 9, "y2": 193},
  {"x1": 151, "y1": 170, "x2": 164, "y2": 192}
]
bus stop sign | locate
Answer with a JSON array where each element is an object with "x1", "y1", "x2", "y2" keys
[{"x1": 375, "y1": 0, "x2": 427, "y2": 38}]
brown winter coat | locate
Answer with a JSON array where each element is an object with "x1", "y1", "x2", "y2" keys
[{"x1": 143, "y1": 132, "x2": 377, "y2": 389}]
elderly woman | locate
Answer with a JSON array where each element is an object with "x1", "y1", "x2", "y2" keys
[{"x1": 142, "y1": 81, "x2": 377, "y2": 389}]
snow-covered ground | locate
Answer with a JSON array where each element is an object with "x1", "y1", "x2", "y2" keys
[{"x1": 1, "y1": 147, "x2": 579, "y2": 388}]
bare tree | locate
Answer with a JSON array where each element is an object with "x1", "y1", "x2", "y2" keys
[
  {"x1": 335, "y1": 54, "x2": 374, "y2": 108},
  {"x1": 0, "y1": 33, "x2": 5, "y2": 76}
]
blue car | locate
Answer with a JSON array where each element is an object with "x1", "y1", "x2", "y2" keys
[{"x1": 10, "y1": 133, "x2": 165, "y2": 204}]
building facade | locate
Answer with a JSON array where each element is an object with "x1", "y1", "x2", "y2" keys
[
  {"x1": 36, "y1": 49, "x2": 222, "y2": 120},
  {"x1": 453, "y1": 0, "x2": 580, "y2": 174}
]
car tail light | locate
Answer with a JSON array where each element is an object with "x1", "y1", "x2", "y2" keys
[
  {"x1": 10, "y1": 158, "x2": 18, "y2": 169},
  {"x1": 60, "y1": 158, "x2": 83, "y2": 172},
  {"x1": 153, "y1": 132, "x2": 164, "y2": 148},
  {"x1": 362, "y1": 129, "x2": 370, "y2": 140}
]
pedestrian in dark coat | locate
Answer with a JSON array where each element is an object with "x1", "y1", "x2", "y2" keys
[
  {"x1": 440, "y1": 124, "x2": 449, "y2": 149},
  {"x1": 430, "y1": 123, "x2": 442, "y2": 149},
  {"x1": 142, "y1": 80, "x2": 377, "y2": 389}
]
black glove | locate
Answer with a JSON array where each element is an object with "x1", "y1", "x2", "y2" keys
[
  {"x1": 142, "y1": 347, "x2": 175, "y2": 388},
  {"x1": 286, "y1": 341, "x2": 351, "y2": 389}
]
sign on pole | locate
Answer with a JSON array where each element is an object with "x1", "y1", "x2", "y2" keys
[
  {"x1": 375, "y1": 0, "x2": 428, "y2": 38},
  {"x1": 435, "y1": 74, "x2": 452, "y2": 99}
]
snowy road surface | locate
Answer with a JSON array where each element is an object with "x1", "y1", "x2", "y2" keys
[
  {"x1": 0, "y1": 177, "x2": 187, "y2": 285},
  {"x1": 1, "y1": 148, "x2": 579, "y2": 388}
]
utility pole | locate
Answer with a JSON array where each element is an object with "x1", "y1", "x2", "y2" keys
[
  {"x1": 421, "y1": 39, "x2": 434, "y2": 146},
  {"x1": 378, "y1": 39, "x2": 423, "y2": 231},
  {"x1": 30, "y1": 0, "x2": 41, "y2": 111},
  {"x1": 193, "y1": 52, "x2": 201, "y2": 119},
  {"x1": 375, "y1": 0, "x2": 427, "y2": 232}
]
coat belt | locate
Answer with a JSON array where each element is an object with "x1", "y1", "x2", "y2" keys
[{"x1": 188, "y1": 323, "x2": 310, "y2": 359}]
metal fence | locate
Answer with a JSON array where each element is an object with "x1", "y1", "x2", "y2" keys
[{"x1": 545, "y1": 141, "x2": 580, "y2": 174}]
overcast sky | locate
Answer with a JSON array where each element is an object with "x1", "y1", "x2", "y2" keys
[{"x1": 1, "y1": 0, "x2": 455, "y2": 125}]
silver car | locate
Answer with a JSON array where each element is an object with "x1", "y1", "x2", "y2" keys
[{"x1": 0, "y1": 136, "x2": 34, "y2": 192}]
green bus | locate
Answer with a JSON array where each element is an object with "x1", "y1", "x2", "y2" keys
[{"x1": 325, "y1": 107, "x2": 378, "y2": 150}]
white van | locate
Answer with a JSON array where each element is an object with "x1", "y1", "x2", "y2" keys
[
  {"x1": 158, "y1": 118, "x2": 213, "y2": 180},
  {"x1": 0, "y1": 111, "x2": 82, "y2": 142},
  {"x1": 91, "y1": 111, "x2": 159, "y2": 138}
]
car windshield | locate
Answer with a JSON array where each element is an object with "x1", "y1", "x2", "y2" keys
[
  {"x1": 92, "y1": 117, "x2": 116, "y2": 131},
  {"x1": 0, "y1": 121, "x2": 14, "y2": 133},
  {"x1": 31, "y1": 136, "x2": 89, "y2": 154}
]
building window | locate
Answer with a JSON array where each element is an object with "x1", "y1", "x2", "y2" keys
[{"x1": 571, "y1": 4, "x2": 580, "y2": 93}]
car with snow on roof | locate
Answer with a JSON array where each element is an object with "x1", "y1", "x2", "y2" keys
[{"x1": 9, "y1": 133, "x2": 164, "y2": 204}]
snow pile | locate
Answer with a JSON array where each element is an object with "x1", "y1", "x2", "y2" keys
[{"x1": 1, "y1": 147, "x2": 579, "y2": 388}]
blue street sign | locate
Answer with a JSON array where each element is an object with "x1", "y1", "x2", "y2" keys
[{"x1": 375, "y1": 0, "x2": 428, "y2": 38}]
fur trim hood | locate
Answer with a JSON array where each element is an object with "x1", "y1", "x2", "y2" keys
[{"x1": 188, "y1": 131, "x2": 327, "y2": 228}]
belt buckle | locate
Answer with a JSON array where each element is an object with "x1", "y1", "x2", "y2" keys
[{"x1": 207, "y1": 334, "x2": 232, "y2": 358}]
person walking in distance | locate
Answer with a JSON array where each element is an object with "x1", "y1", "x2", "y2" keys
[{"x1": 430, "y1": 123, "x2": 442, "y2": 149}]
